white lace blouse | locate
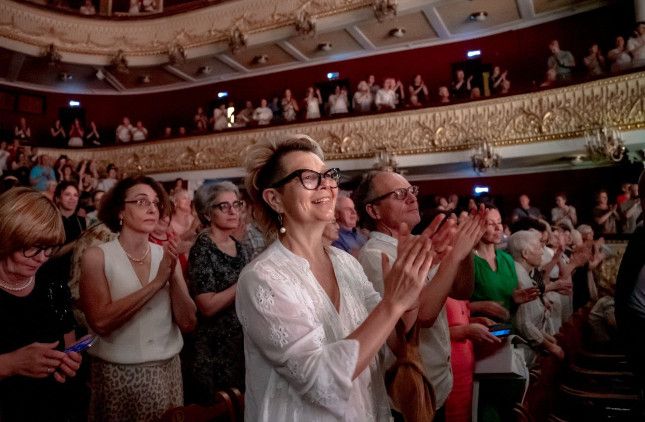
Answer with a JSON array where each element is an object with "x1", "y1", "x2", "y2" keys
[{"x1": 236, "y1": 241, "x2": 391, "y2": 421}]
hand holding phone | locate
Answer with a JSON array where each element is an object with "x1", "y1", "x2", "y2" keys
[
  {"x1": 64, "y1": 335, "x2": 98, "y2": 353},
  {"x1": 488, "y1": 324, "x2": 512, "y2": 338}
]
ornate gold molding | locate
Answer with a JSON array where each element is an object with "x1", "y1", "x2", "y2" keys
[
  {"x1": 0, "y1": 0, "x2": 370, "y2": 57},
  {"x1": 38, "y1": 72, "x2": 645, "y2": 175}
]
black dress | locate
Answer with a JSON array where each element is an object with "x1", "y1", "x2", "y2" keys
[
  {"x1": 0, "y1": 272, "x2": 77, "y2": 421},
  {"x1": 185, "y1": 232, "x2": 251, "y2": 404}
]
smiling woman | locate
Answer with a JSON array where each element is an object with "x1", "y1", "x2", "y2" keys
[
  {"x1": 236, "y1": 135, "x2": 436, "y2": 421},
  {"x1": 79, "y1": 175, "x2": 196, "y2": 422},
  {"x1": 0, "y1": 187, "x2": 83, "y2": 421}
]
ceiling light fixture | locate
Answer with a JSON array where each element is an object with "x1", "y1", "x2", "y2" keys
[
  {"x1": 95, "y1": 69, "x2": 105, "y2": 80},
  {"x1": 389, "y1": 27, "x2": 406, "y2": 38},
  {"x1": 253, "y1": 54, "x2": 269, "y2": 64},
  {"x1": 199, "y1": 65, "x2": 212, "y2": 75},
  {"x1": 318, "y1": 42, "x2": 333, "y2": 51},
  {"x1": 468, "y1": 11, "x2": 488, "y2": 22},
  {"x1": 139, "y1": 74, "x2": 151, "y2": 84}
]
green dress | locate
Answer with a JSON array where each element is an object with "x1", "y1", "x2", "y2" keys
[{"x1": 472, "y1": 250, "x2": 518, "y2": 310}]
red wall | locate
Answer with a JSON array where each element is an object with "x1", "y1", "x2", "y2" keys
[{"x1": 0, "y1": 3, "x2": 635, "y2": 143}]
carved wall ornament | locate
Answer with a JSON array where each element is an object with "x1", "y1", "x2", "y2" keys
[
  {"x1": 228, "y1": 23, "x2": 248, "y2": 53},
  {"x1": 294, "y1": 2, "x2": 316, "y2": 37},
  {"x1": 112, "y1": 49, "x2": 129, "y2": 73},
  {"x1": 44, "y1": 43, "x2": 61, "y2": 65},
  {"x1": 168, "y1": 43, "x2": 187, "y2": 64},
  {"x1": 373, "y1": 0, "x2": 397, "y2": 22},
  {"x1": 36, "y1": 73, "x2": 645, "y2": 176}
]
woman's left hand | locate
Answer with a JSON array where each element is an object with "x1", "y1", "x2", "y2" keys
[{"x1": 53, "y1": 352, "x2": 82, "y2": 383}]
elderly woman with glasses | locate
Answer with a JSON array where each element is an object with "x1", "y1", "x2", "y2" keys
[
  {"x1": 79, "y1": 176, "x2": 196, "y2": 422},
  {"x1": 238, "y1": 134, "x2": 436, "y2": 421},
  {"x1": 184, "y1": 181, "x2": 251, "y2": 404},
  {"x1": 0, "y1": 187, "x2": 82, "y2": 421}
]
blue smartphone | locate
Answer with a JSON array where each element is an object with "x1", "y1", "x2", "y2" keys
[
  {"x1": 488, "y1": 324, "x2": 512, "y2": 338},
  {"x1": 64, "y1": 335, "x2": 98, "y2": 353}
]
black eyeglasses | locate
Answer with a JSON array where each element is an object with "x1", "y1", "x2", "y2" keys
[
  {"x1": 212, "y1": 200, "x2": 245, "y2": 213},
  {"x1": 22, "y1": 245, "x2": 61, "y2": 258},
  {"x1": 270, "y1": 168, "x2": 341, "y2": 190},
  {"x1": 367, "y1": 185, "x2": 419, "y2": 204},
  {"x1": 124, "y1": 198, "x2": 161, "y2": 210}
]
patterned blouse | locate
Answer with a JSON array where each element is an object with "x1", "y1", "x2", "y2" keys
[{"x1": 187, "y1": 231, "x2": 251, "y2": 401}]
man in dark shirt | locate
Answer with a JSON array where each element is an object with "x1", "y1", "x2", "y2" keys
[{"x1": 511, "y1": 194, "x2": 543, "y2": 222}]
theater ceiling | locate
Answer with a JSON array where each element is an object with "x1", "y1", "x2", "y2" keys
[{"x1": 0, "y1": 0, "x2": 612, "y2": 94}]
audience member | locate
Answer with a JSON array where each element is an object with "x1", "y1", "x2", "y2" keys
[
  {"x1": 331, "y1": 195, "x2": 367, "y2": 256},
  {"x1": 29, "y1": 155, "x2": 57, "y2": 191},
  {"x1": 10, "y1": 150, "x2": 31, "y2": 186},
  {"x1": 511, "y1": 194, "x2": 542, "y2": 222},
  {"x1": 354, "y1": 170, "x2": 485, "y2": 415},
  {"x1": 500, "y1": 79, "x2": 512, "y2": 95},
  {"x1": 281, "y1": 89, "x2": 299, "y2": 122},
  {"x1": 583, "y1": 43, "x2": 605, "y2": 76},
  {"x1": 14, "y1": 117, "x2": 31, "y2": 142},
  {"x1": 352, "y1": 81, "x2": 373, "y2": 113},
  {"x1": 96, "y1": 163, "x2": 118, "y2": 192},
  {"x1": 79, "y1": 0, "x2": 96, "y2": 15},
  {"x1": 238, "y1": 135, "x2": 432, "y2": 420},
  {"x1": 551, "y1": 192, "x2": 577, "y2": 230},
  {"x1": 186, "y1": 182, "x2": 250, "y2": 403},
  {"x1": 0, "y1": 187, "x2": 82, "y2": 421},
  {"x1": 621, "y1": 183, "x2": 641, "y2": 234},
  {"x1": 508, "y1": 230, "x2": 564, "y2": 365},
  {"x1": 367, "y1": 74, "x2": 380, "y2": 98},
  {"x1": 85, "y1": 121, "x2": 101, "y2": 146},
  {"x1": 211, "y1": 105, "x2": 228, "y2": 131},
  {"x1": 627, "y1": 22, "x2": 645, "y2": 68},
  {"x1": 235, "y1": 100, "x2": 255, "y2": 127},
  {"x1": 438, "y1": 86, "x2": 451, "y2": 104},
  {"x1": 68, "y1": 118, "x2": 84, "y2": 147},
  {"x1": 407, "y1": 94, "x2": 423, "y2": 108},
  {"x1": 408, "y1": 74, "x2": 429, "y2": 104},
  {"x1": 490, "y1": 66, "x2": 509, "y2": 95},
  {"x1": 593, "y1": 189, "x2": 620, "y2": 234},
  {"x1": 115, "y1": 117, "x2": 133, "y2": 143},
  {"x1": 80, "y1": 176, "x2": 196, "y2": 421},
  {"x1": 253, "y1": 99, "x2": 273, "y2": 125},
  {"x1": 470, "y1": 87, "x2": 482, "y2": 99},
  {"x1": 547, "y1": 39, "x2": 576, "y2": 81},
  {"x1": 607, "y1": 36, "x2": 632, "y2": 73},
  {"x1": 322, "y1": 218, "x2": 340, "y2": 245},
  {"x1": 540, "y1": 68, "x2": 558, "y2": 88},
  {"x1": 328, "y1": 85, "x2": 349, "y2": 115},
  {"x1": 375, "y1": 78, "x2": 398, "y2": 111},
  {"x1": 450, "y1": 70, "x2": 472, "y2": 99},
  {"x1": 193, "y1": 107, "x2": 208, "y2": 132},
  {"x1": 0, "y1": 142, "x2": 8, "y2": 176},
  {"x1": 50, "y1": 120, "x2": 67, "y2": 146},
  {"x1": 304, "y1": 87, "x2": 323, "y2": 119}
]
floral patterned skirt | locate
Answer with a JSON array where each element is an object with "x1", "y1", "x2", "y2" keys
[{"x1": 88, "y1": 355, "x2": 183, "y2": 422}]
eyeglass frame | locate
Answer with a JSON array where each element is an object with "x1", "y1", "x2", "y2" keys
[
  {"x1": 211, "y1": 200, "x2": 245, "y2": 213},
  {"x1": 124, "y1": 198, "x2": 161, "y2": 210},
  {"x1": 22, "y1": 244, "x2": 62, "y2": 258},
  {"x1": 366, "y1": 185, "x2": 419, "y2": 204},
  {"x1": 269, "y1": 168, "x2": 341, "y2": 191}
]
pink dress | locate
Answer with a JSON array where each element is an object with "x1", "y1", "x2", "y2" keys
[{"x1": 444, "y1": 298, "x2": 474, "y2": 422}]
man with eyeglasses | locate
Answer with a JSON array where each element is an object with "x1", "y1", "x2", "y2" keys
[{"x1": 353, "y1": 170, "x2": 484, "y2": 421}]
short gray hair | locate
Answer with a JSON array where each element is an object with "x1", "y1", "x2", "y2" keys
[
  {"x1": 508, "y1": 230, "x2": 541, "y2": 261},
  {"x1": 194, "y1": 181, "x2": 240, "y2": 225}
]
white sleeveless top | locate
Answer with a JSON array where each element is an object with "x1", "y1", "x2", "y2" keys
[{"x1": 89, "y1": 239, "x2": 183, "y2": 364}]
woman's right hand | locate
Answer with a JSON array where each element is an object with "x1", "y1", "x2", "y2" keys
[
  {"x1": 512, "y1": 287, "x2": 540, "y2": 304},
  {"x1": 7, "y1": 341, "x2": 66, "y2": 379},
  {"x1": 158, "y1": 236, "x2": 178, "y2": 282},
  {"x1": 382, "y1": 223, "x2": 434, "y2": 313}
]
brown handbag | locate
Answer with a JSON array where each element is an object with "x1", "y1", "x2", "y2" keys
[{"x1": 384, "y1": 321, "x2": 437, "y2": 422}]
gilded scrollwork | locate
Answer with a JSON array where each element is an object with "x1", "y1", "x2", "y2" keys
[
  {"x1": 0, "y1": 0, "x2": 370, "y2": 58},
  {"x1": 37, "y1": 72, "x2": 645, "y2": 176}
]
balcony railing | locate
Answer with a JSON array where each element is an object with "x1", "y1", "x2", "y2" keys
[{"x1": 37, "y1": 72, "x2": 645, "y2": 176}]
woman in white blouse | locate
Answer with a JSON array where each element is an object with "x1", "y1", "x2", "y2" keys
[
  {"x1": 238, "y1": 135, "x2": 435, "y2": 421},
  {"x1": 328, "y1": 85, "x2": 349, "y2": 115}
]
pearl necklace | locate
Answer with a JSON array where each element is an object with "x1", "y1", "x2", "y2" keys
[{"x1": 0, "y1": 276, "x2": 35, "y2": 292}]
